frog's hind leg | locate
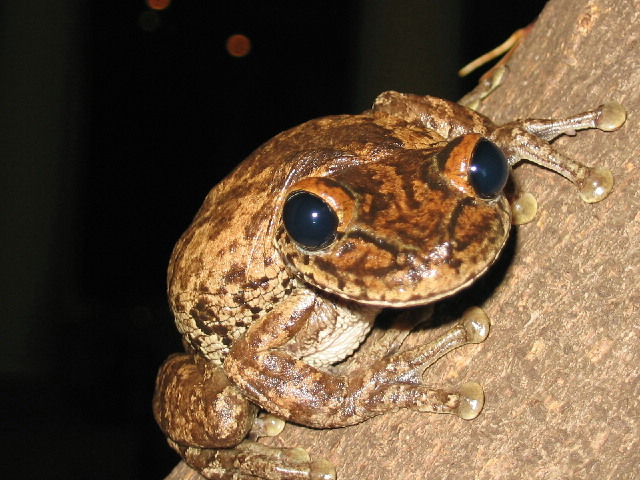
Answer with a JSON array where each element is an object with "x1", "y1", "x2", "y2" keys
[
  {"x1": 153, "y1": 353, "x2": 257, "y2": 449},
  {"x1": 170, "y1": 439, "x2": 336, "y2": 480},
  {"x1": 154, "y1": 353, "x2": 335, "y2": 480},
  {"x1": 458, "y1": 24, "x2": 535, "y2": 110}
]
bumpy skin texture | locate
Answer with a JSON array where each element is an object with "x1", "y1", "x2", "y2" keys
[{"x1": 153, "y1": 91, "x2": 623, "y2": 480}]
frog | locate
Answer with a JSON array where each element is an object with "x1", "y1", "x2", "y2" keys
[{"x1": 153, "y1": 87, "x2": 625, "y2": 480}]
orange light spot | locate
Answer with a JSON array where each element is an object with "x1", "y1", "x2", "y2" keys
[
  {"x1": 146, "y1": 0, "x2": 171, "y2": 11},
  {"x1": 226, "y1": 34, "x2": 252, "y2": 58}
]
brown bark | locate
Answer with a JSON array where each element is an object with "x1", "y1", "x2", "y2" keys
[{"x1": 165, "y1": 0, "x2": 639, "y2": 478}]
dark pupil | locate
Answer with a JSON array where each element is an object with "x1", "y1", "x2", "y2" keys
[
  {"x1": 469, "y1": 140, "x2": 509, "y2": 198},
  {"x1": 282, "y1": 191, "x2": 338, "y2": 250}
]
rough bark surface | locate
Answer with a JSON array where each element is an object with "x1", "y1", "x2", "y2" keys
[{"x1": 165, "y1": 0, "x2": 639, "y2": 478}]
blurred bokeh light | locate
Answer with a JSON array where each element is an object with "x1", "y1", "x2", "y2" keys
[
  {"x1": 146, "y1": 0, "x2": 171, "y2": 11},
  {"x1": 226, "y1": 33, "x2": 252, "y2": 57}
]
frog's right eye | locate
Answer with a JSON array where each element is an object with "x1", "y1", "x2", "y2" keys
[
  {"x1": 468, "y1": 139, "x2": 509, "y2": 199},
  {"x1": 283, "y1": 191, "x2": 338, "y2": 250}
]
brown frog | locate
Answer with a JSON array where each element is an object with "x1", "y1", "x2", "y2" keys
[{"x1": 153, "y1": 89, "x2": 625, "y2": 480}]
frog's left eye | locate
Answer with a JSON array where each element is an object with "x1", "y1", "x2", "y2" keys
[
  {"x1": 469, "y1": 140, "x2": 509, "y2": 199},
  {"x1": 283, "y1": 191, "x2": 338, "y2": 250}
]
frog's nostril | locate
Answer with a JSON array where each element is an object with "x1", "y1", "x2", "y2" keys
[{"x1": 469, "y1": 140, "x2": 509, "y2": 199}]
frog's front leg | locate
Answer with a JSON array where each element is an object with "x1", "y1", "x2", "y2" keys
[
  {"x1": 153, "y1": 352, "x2": 334, "y2": 480},
  {"x1": 224, "y1": 295, "x2": 490, "y2": 429},
  {"x1": 491, "y1": 102, "x2": 625, "y2": 203}
]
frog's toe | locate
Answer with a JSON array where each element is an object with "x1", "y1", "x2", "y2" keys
[
  {"x1": 511, "y1": 191, "x2": 537, "y2": 225},
  {"x1": 461, "y1": 307, "x2": 490, "y2": 344},
  {"x1": 223, "y1": 441, "x2": 334, "y2": 480},
  {"x1": 456, "y1": 381, "x2": 485, "y2": 420},
  {"x1": 576, "y1": 165, "x2": 613, "y2": 203},
  {"x1": 309, "y1": 459, "x2": 337, "y2": 480},
  {"x1": 288, "y1": 447, "x2": 311, "y2": 463},
  {"x1": 257, "y1": 445, "x2": 336, "y2": 480},
  {"x1": 253, "y1": 413, "x2": 286, "y2": 438},
  {"x1": 596, "y1": 102, "x2": 626, "y2": 132}
]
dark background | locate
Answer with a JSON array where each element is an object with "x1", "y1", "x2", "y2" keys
[{"x1": 0, "y1": 1, "x2": 546, "y2": 478}]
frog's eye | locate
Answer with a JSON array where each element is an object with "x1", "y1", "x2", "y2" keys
[
  {"x1": 283, "y1": 191, "x2": 338, "y2": 250},
  {"x1": 469, "y1": 140, "x2": 509, "y2": 199}
]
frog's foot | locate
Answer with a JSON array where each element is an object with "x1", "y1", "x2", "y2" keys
[
  {"x1": 352, "y1": 307, "x2": 489, "y2": 420},
  {"x1": 173, "y1": 439, "x2": 336, "y2": 480},
  {"x1": 407, "y1": 381, "x2": 485, "y2": 420}
]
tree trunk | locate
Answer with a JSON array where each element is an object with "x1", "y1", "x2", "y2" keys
[{"x1": 165, "y1": 0, "x2": 639, "y2": 478}]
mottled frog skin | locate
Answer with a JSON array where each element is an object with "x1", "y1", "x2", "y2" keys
[{"x1": 154, "y1": 89, "x2": 625, "y2": 480}]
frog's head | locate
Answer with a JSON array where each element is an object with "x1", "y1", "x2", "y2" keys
[{"x1": 274, "y1": 120, "x2": 511, "y2": 307}]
